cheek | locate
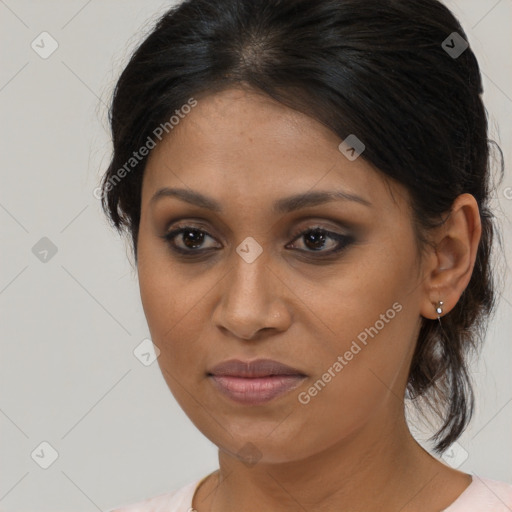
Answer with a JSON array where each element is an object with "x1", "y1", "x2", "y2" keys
[
  {"x1": 138, "y1": 263, "x2": 210, "y2": 420},
  {"x1": 282, "y1": 303, "x2": 418, "y2": 461},
  {"x1": 302, "y1": 236, "x2": 417, "y2": 366},
  {"x1": 301, "y1": 300, "x2": 414, "y2": 417},
  {"x1": 137, "y1": 241, "x2": 198, "y2": 369},
  {"x1": 137, "y1": 226, "x2": 197, "y2": 337},
  {"x1": 138, "y1": 269, "x2": 204, "y2": 366},
  {"x1": 290, "y1": 236, "x2": 420, "y2": 428}
]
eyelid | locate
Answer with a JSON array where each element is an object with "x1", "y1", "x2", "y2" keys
[
  {"x1": 162, "y1": 221, "x2": 354, "y2": 258},
  {"x1": 164, "y1": 218, "x2": 351, "y2": 242},
  {"x1": 163, "y1": 223, "x2": 221, "y2": 251},
  {"x1": 287, "y1": 225, "x2": 353, "y2": 252}
]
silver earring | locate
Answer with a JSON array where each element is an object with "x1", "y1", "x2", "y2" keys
[{"x1": 435, "y1": 301, "x2": 444, "y2": 319}]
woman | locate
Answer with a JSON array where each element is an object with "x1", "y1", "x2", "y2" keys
[{"x1": 102, "y1": 0, "x2": 511, "y2": 510}]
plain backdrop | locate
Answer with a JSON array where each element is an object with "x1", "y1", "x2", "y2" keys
[{"x1": 0, "y1": 0, "x2": 511, "y2": 510}]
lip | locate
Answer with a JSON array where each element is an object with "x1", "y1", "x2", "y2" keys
[
  {"x1": 207, "y1": 358, "x2": 307, "y2": 405},
  {"x1": 208, "y1": 358, "x2": 306, "y2": 378}
]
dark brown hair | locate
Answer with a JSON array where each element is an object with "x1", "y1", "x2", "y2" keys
[{"x1": 99, "y1": 0, "x2": 504, "y2": 453}]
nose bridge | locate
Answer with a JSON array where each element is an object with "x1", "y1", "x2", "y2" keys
[
  {"x1": 227, "y1": 245, "x2": 273, "y2": 308},
  {"x1": 214, "y1": 243, "x2": 290, "y2": 338}
]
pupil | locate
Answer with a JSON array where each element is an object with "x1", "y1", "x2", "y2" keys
[
  {"x1": 304, "y1": 229, "x2": 326, "y2": 251},
  {"x1": 179, "y1": 229, "x2": 328, "y2": 251},
  {"x1": 183, "y1": 229, "x2": 204, "y2": 249}
]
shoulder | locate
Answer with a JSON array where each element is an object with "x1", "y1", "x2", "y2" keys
[
  {"x1": 444, "y1": 476, "x2": 512, "y2": 511},
  {"x1": 107, "y1": 477, "x2": 203, "y2": 512}
]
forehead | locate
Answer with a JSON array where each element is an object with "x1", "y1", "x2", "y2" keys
[{"x1": 142, "y1": 86, "x2": 407, "y2": 213}]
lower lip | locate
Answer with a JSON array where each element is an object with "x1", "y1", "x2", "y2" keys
[{"x1": 209, "y1": 375, "x2": 306, "y2": 405}]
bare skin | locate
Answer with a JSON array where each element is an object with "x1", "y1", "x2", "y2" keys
[{"x1": 136, "y1": 85, "x2": 481, "y2": 512}]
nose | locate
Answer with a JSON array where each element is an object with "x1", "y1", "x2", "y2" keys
[{"x1": 211, "y1": 254, "x2": 292, "y2": 341}]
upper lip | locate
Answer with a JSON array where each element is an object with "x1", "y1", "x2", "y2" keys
[{"x1": 207, "y1": 358, "x2": 306, "y2": 378}]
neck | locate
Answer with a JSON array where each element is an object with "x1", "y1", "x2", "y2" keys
[{"x1": 204, "y1": 408, "x2": 447, "y2": 512}]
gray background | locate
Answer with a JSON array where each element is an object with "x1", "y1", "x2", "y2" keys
[{"x1": 0, "y1": 0, "x2": 511, "y2": 510}]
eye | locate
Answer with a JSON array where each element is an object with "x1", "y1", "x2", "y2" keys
[
  {"x1": 286, "y1": 226, "x2": 354, "y2": 255},
  {"x1": 160, "y1": 223, "x2": 354, "y2": 258},
  {"x1": 161, "y1": 225, "x2": 220, "y2": 254}
]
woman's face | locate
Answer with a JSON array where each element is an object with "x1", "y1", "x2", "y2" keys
[{"x1": 137, "y1": 86, "x2": 428, "y2": 464}]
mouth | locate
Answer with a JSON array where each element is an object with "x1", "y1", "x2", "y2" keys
[{"x1": 207, "y1": 358, "x2": 307, "y2": 405}]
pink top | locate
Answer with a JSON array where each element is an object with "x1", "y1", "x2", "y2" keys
[{"x1": 109, "y1": 474, "x2": 512, "y2": 511}]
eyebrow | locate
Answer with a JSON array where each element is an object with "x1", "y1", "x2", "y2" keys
[{"x1": 150, "y1": 187, "x2": 372, "y2": 213}]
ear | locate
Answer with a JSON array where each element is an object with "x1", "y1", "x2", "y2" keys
[{"x1": 419, "y1": 193, "x2": 482, "y2": 320}]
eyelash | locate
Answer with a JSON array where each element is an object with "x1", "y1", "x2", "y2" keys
[{"x1": 160, "y1": 223, "x2": 354, "y2": 258}]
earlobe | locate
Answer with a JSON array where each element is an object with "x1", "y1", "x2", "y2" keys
[
  {"x1": 420, "y1": 193, "x2": 481, "y2": 320},
  {"x1": 421, "y1": 299, "x2": 446, "y2": 321}
]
